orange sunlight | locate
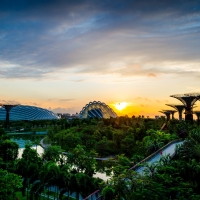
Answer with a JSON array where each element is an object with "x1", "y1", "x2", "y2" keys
[{"x1": 114, "y1": 102, "x2": 127, "y2": 111}]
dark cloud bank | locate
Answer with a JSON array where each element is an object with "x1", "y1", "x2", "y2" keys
[{"x1": 0, "y1": 0, "x2": 200, "y2": 79}]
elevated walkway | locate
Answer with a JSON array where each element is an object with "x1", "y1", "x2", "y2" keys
[
  {"x1": 84, "y1": 139, "x2": 184, "y2": 200},
  {"x1": 129, "y1": 140, "x2": 183, "y2": 174}
]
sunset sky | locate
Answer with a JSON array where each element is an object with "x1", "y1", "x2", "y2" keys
[{"x1": 0, "y1": 0, "x2": 200, "y2": 117}]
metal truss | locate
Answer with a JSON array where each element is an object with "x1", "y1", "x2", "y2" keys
[{"x1": 79, "y1": 101, "x2": 118, "y2": 119}]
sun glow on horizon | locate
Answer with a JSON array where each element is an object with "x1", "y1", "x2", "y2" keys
[{"x1": 115, "y1": 102, "x2": 127, "y2": 111}]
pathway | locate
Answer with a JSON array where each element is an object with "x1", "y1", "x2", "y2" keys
[
  {"x1": 84, "y1": 140, "x2": 184, "y2": 200},
  {"x1": 135, "y1": 140, "x2": 183, "y2": 174}
]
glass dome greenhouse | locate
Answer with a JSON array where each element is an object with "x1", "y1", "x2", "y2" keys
[
  {"x1": 0, "y1": 105, "x2": 59, "y2": 121},
  {"x1": 79, "y1": 101, "x2": 118, "y2": 119}
]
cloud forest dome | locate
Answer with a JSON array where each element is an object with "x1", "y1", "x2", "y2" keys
[
  {"x1": 79, "y1": 101, "x2": 118, "y2": 119},
  {"x1": 0, "y1": 105, "x2": 59, "y2": 121}
]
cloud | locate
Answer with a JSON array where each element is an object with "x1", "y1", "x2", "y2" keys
[
  {"x1": 156, "y1": 99, "x2": 170, "y2": 103},
  {"x1": 134, "y1": 97, "x2": 143, "y2": 100},
  {"x1": 0, "y1": 0, "x2": 200, "y2": 79},
  {"x1": 140, "y1": 104, "x2": 149, "y2": 107},
  {"x1": 145, "y1": 98, "x2": 151, "y2": 102},
  {"x1": 134, "y1": 97, "x2": 151, "y2": 102},
  {"x1": 0, "y1": 100, "x2": 20, "y2": 105},
  {"x1": 59, "y1": 99, "x2": 75, "y2": 102},
  {"x1": 28, "y1": 102, "x2": 40, "y2": 106},
  {"x1": 50, "y1": 107, "x2": 79, "y2": 114},
  {"x1": 147, "y1": 73, "x2": 156, "y2": 77},
  {"x1": 0, "y1": 64, "x2": 51, "y2": 79}
]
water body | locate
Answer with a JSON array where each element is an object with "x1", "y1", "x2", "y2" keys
[
  {"x1": 11, "y1": 138, "x2": 44, "y2": 158},
  {"x1": 12, "y1": 138, "x2": 110, "y2": 181}
]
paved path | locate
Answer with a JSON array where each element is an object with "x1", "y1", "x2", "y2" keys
[
  {"x1": 84, "y1": 140, "x2": 184, "y2": 200},
  {"x1": 40, "y1": 138, "x2": 50, "y2": 149},
  {"x1": 136, "y1": 141, "x2": 184, "y2": 174}
]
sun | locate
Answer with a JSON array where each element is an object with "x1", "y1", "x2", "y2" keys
[{"x1": 115, "y1": 102, "x2": 127, "y2": 111}]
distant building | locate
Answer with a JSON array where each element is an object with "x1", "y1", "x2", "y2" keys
[
  {"x1": 62, "y1": 113, "x2": 71, "y2": 118},
  {"x1": 58, "y1": 113, "x2": 79, "y2": 119},
  {"x1": 71, "y1": 113, "x2": 79, "y2": 118},
  {"x1": 57, "y1": 113, "x2": 62, "y2": 118}
]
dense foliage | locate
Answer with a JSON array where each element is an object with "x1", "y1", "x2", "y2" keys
[
  {"x1": 47, "y1": 116, "x2": 178, "y2": 159},
  {"x1": 0, "y1": 117, "x2": 200, "y2": 199}
]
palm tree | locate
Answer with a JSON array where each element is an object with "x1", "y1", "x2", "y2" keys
[
  {"x1": 68, "y1": 174, "x2": 81, "y2": 200},
  {"x1": 143, "y1": 162, "x2": 158, "y2": 178},
  {"x1": 30, "y1": 161, "x2": 75, "y2": 200},
  {"x1": 16, "y1": 158, "x2": 40, "y2": 198},
  {"x1": 58, "y1": 166, "x2": 72, "y2": 200},
  {"x1": 50, "y1": 163, "x2": 71, "y2": 199},
  {"x1": 158, "y1": 154, "x2": 172, "y2": 166},
  {"x1": 68, "y1": 173, "x2": 94, "y2": 200},
  {"x1": 43, "y1": 161, "x2": 60, "y2": 197},
  {"x1": 30, "y1": 161, "x2": 60, "y2": 199}
]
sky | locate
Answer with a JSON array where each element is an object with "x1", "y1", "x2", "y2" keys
[{"x1": 0, "y1": 0, "x2": 200, "y2": 118}]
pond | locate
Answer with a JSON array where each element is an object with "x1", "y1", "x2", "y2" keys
[
  {"x1": 12, "y1": 138, "x2": 111, "y2": 181},
  {"x1": 11, "y1": 138, "x2": 44, "y2": 158}
]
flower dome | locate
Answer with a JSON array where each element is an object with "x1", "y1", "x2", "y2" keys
[{"x1": 0, "y1": 105, "x2": 59, "y2": 121}]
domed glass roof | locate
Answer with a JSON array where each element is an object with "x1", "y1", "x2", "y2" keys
[
  {"x1": 79, "y1": 101, "x2": 118, "y2": 119},
  {"x1": 0, "y1": 105, "x2": 59, "y2": 121}
]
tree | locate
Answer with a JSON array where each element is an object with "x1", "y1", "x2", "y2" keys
[
  {"x1": 103, "y1": 163, "x2": 200, "y2": 200},
  {"x1": 146, "y1": 139, "x2": 164, "y2": 154},
  {"x1": 62, "y1": 133, "x2": 82, "y2": 150},
  {"x1": 30, "y1": 161, "x2": 60, "y2": 200},
  {"x1": 32, "y1": 138, "x2": 41, "y2": 153},
  {"x1": 16, "y1": 158, "x2": 40, "y2": 197},
  {"x1": 0, "y1": 128, "x2": 6, "y2": 137},
  {"x1": 102, "y1": 185, "x2": 115, "y2": 200},
  {"x1": 95, "y1": 137, "x2": 110, "y2": 156},
  {"x1": 42, "y1": 145, "x2": 63, "y2": 163},
  {"x1": 22, "y1": 144, "x2": 42, "y2": 165},
  {"x1": 16, "y1": 145, "x2": 42, "y2": 197},
  {"x1": 0, "y1": 139, "x2": 19, "y2": 162},
  {"x1": 58, "y1": 164, "x2": 72, "y2": 199},
  {"x1": 0, "y1": 169, "x2": 22, "y2": 200},
  {"x1": 178, "y1": 128, "x2": 200, "y2": 161},
  {"x1": 113, "y1": 130, "x2": 124, "y2": 149},
  {"x1": 93, "y1": 130, "x2": 102, "y2": 141},
  {"x1": 67, "y1": 145, "x2": 97, "y2": 176},
  {"x1": 121, "y1": 134, "x2": 135, "y2": 156}
]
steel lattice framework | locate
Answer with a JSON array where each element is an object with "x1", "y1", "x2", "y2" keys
[
  {"x1": 170, "y1": 93, "x2": 200, "y2": 107},
  {"x1": 79, "y1": 101, "x2": 118, "y2": 119},
  {"x1": 159, "y1": 110, "x2": 177, "y2": 121},
  {"x1": 170, "y1": 93, "x2": 200, "y2": 122},
  {"x1": 0, "y1": 104, "x2": 19, "y2": 129},
  {"x1": 166, "y1": 104, "x2": 185, "y2": 121}
]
